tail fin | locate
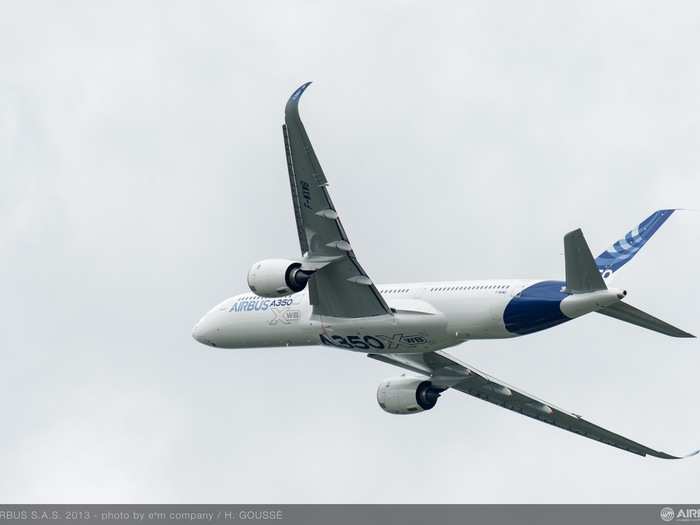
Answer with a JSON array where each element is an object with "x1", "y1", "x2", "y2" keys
[
  {"x1": 598, "y1": 301, "x2": 695, "y2": 338},
  {"x1": 564, "y1": 229, "x2": 606, "y2": 293},
  {"x1": 595, "y1": 209, "x2": 675, "y2": 281},
  {"x1": 565, "y1": 211, "x2": 693, "y2": 338}
]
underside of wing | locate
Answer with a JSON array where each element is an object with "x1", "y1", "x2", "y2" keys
[
  {"x1": 283, "y1": 83, "x2": 390, "y2": 318},
  {"x1": 368, "y1": 351, "x2": 698, "y2": 459}
]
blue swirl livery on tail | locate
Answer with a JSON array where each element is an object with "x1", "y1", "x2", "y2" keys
[{"x1": 595, "y1": 209, "x2": 675, "y2": 280}]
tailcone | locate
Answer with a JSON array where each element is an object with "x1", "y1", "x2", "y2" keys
[{"x1": 560, "y1": 288, "x2": 624, "y2": 319}]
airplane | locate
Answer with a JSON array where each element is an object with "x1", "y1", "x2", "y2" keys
[{"x1": 193, "y1": 82, "x2": 697, "y2": 459}]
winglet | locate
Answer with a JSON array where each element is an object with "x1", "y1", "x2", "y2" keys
[
  {"x1": 285, "y1": 82, "x2": 312, "y2": 118},
  {"x1": 649, "y1": 448, "x2": 700, "y2": 460}
]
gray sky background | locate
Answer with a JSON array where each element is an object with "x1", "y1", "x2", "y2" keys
[{"x1": 1, "y1": 1, "x2": 699, "y2": 503}]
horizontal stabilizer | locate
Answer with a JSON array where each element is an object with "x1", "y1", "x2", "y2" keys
[
  {"x1": 564, "y1": 229, "x2": 607, "y2": 293},
  {"x1": 597, "y1": 301, "x2": 695, "y2": 338}
]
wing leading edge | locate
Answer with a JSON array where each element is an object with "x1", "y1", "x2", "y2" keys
[
  {"x1": 283, "y1": 83, "x2": 391, "y2": 318},
  {"x1": 368, "y1": 351, "x2": 698, "y2": 459}
]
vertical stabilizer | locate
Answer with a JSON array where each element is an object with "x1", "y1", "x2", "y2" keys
[{"x1": 595, "y1": 210, "x2": 675, "y2": 281}]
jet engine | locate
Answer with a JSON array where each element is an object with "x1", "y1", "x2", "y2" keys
[
  {"x1": 247, "y1": 259, "x2": 313, "y2": 297},
  {"x1": 376, "y1": 376, "x2": 444, "y2": 415}
]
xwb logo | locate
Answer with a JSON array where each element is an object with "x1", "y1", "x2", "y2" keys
[{"x1": 661, "y1": 508, "x2": 675, "y2": 522}]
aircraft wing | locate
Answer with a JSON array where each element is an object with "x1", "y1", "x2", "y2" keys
[
  {"x1": 368, "y1": 351, "x2": 698, "y2": 459},
  {"x1": 283, "y1": 83, "x2": 391, "y2": 318}
]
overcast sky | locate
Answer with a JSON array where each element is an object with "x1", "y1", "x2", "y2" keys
[{"x1": 1, "y1": 1, "x2": 699, "y2": 503}]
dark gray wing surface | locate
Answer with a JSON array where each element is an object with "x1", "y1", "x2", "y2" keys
[
  {"x1": 283, "y1": 83, "x2": 390, "y2": 318},
  {"x1": 368, "y1": 351, "x2": 698, "y2": 459}
]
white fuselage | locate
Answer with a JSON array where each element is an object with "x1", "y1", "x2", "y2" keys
[{"x1": 193, "y1": 278, "x2": 625, "y2": 353}]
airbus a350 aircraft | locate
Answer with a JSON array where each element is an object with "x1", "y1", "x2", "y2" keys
[{"x1": 193, "y1": 83, "x2": 697, "y2": 459}]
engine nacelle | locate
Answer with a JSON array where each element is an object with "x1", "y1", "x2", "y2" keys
[
  {"x1": 247, "y1": 258, "x2": 312, "y2": 297},
  {"x1": 376, "y1": 376, "x2": 444, "y2": 415}
]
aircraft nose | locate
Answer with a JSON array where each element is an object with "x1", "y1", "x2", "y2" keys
[
  {"x1": 192, "y1": 321, "x2": 203, "y2": 343},
  {"x1": 192, "y1": 318, "x2": 216, "y2": 346}
]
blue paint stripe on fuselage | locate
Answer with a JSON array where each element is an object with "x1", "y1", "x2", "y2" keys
[{"x1": 503, "y1": 280, "x2": 569, "y2": 335}]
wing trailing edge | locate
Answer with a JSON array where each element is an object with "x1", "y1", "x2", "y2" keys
[{"x1": 369, "y1": 351, "x2": 698, "y2": 459}]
